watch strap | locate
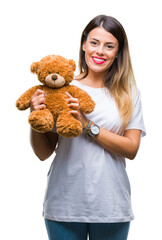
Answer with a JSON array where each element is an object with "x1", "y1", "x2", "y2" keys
[{"x1": 83, "y1": 120, "x2": 93, "y2": 135}]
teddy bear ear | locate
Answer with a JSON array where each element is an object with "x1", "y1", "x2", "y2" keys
[
  {"x1": 68, "y1": 59, "x2": 76, "y2": 71},
  {"x1": 30, "y1": 62, "x2": 39, "y2": 73}
]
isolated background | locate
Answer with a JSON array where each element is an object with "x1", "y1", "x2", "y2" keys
[{"x1": 1, "y1": 0, "x2": 161, "y2": 239}]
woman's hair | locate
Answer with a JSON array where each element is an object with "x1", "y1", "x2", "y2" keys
[{"x1": 79, "y1": 15, "x2": 136, "y2": 132}]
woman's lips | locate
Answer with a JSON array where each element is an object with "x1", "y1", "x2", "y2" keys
[{"x1": 92, "y1": 56, "x2": 106, "y2": 64}]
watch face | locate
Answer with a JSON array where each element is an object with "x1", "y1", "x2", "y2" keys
[{"x1": 91, "y1": 125, "x2": 100, "y2": 135}]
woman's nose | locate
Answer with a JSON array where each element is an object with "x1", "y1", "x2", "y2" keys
[{"x1": 96, "y1": 45, "x2": 104, "y2": 55}]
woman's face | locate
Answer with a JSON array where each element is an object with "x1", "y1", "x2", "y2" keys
[{"x1": 82, "y1": 27, "x2": 119, "y2": 74}]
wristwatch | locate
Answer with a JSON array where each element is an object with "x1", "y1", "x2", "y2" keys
[{"x1": 88, "y1": 124, "x2": 100, "y2": 137}]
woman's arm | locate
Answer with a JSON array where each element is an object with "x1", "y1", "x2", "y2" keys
[
  {"x1": 66, "y1": 92, "x2": 141, "y2": 160},
  {"x1": 30, "y1": 129, "x2": 58, "y2": 161},
  {"x1": 30, "y1": 89, "x2": 58, "y2": 161},
  {"x1": 93, "y1": 128, "x2": 141, "y2": 160}
]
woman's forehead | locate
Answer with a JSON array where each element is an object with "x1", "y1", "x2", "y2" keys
[{"x1": 87, "y1": 27, "x2": 118, "y2": 44}]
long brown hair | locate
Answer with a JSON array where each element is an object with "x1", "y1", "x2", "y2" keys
[{"x1": 79, "y1": 15, "x2": 136, "y2": 132}]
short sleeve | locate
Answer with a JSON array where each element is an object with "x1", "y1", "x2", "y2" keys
[{"x1": 125, "y1": 89, "x2": 146, "y2": 137}]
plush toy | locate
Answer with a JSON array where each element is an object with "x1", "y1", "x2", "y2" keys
[{"x1": 16, "y1": 55, "x2": 95, "y2": 137}]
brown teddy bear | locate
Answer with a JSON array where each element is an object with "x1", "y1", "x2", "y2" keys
[{"x1": 16, "y1": 55, "x2": 95, "y2": 137}]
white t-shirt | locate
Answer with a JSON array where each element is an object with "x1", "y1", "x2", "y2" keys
[{"x1": 43, "y1": 80, "x2": 146, "y2": 223}]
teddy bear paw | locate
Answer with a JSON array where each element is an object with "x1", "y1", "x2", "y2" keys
[
  {"x1": 16, "y1": 99, "x2": 30, "y2": 110},
  {"x1": 56, "y1": 114, "x2": 83, "y2": 137},
  {"x1": 28, "y1": 109, "x2": 54, "y2": 133}
]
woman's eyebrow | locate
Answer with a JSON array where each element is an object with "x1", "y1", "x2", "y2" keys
[{"x1": 90, "y1": 38, "x2": 116, "y2": 45}]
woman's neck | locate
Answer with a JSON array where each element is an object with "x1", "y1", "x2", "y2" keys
[{"x1": 75, "y1": 70, "x2": 106, "y2": 88}]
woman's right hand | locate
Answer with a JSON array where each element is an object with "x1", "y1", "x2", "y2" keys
[{"x1": 30, "y1": 89, "x2": 46, "y2": 112}]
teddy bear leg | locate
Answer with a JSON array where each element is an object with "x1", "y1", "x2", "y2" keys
[
  {"x1": 28, "y1": 109, "x2": 54, "y2": 133},
  {"x1": 56, "y1": 110, "x2": 82, "y2": 137}
]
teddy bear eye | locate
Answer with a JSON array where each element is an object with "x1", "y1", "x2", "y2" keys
[
  {"x1": 56, "y1": 72, "x2": 59, "y2": 74},
  {"x1": 48, "y1": 71, "x2": 51, "y2": 74}
]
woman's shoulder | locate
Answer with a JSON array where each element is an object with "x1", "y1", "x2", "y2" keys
[{"x1": 74, "y1": 73, "x2": 87, "y2": 80}]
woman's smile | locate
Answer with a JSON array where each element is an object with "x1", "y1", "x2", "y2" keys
[{"x1": 92, "y1": 56, "x2": 107, "y2": 64}]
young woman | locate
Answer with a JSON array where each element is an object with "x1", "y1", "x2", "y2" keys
[{"x1": 30, "y1": 15, "x2": 146, "y2": 240}]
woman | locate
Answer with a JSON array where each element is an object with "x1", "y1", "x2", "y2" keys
[{"x1": 30, "y1": 15, "x2": 146, "y2": 240}]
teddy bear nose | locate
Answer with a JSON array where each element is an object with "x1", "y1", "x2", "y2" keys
[{"x1": 52, "y1": 75, "x2": 58, "y2": 81}]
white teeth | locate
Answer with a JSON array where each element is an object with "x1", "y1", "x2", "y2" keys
[{"x1": 93, "y1": 57, "x2": 105, "y2": 62}]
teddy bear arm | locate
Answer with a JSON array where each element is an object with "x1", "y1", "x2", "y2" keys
[
  {"x1": 68, "y1": 87, "x2": 95, "y2": 114},
  {"x1": 79, "y1": 94, "x2": 95, "y2": 114},
  {"x1": 16, "y1": 85, "x2": 41, "y2": 110}
]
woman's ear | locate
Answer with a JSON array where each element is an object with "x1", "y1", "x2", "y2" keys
[{"x1": 82, "y1": 41, "x2": 86, "y2": 52}]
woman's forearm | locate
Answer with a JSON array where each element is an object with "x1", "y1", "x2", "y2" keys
[
  {"x1": 30, "y1": 128, "x2": 58, "y2": 161},
  {"x1": 29, "y1": 90, "x2": 58, "y2": 161},
  {"x1": 93, "y1": 128, "x2": 141, "y2": 160}
]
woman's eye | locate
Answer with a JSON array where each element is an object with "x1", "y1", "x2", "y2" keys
[
  {"x1": 106, "y1": 45, "x2": 114, "y2": 49},
  {"x1": 91, "y1": 41, "x2": 97, "y2": 46}
]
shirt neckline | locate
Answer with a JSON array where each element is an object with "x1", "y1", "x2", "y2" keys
[{"x1": 73, "y1": 79, "x2": 106, "y2": 90}]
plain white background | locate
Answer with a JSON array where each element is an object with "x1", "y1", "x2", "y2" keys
[{"x1": 1, "y1": 0, "x2": 161, "y2": 239}]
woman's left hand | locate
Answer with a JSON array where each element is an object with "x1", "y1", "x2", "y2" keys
[{"x1": 66, "y1": 92, "x2": 89, "y2": 128}]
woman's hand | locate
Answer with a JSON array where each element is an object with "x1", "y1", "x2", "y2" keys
[
  {"x1": 66, "y1": 92, "x2": 89, "y2": 128},
  {"x1": 30, "y1": 89, "x2": 46, "y2": 112}
]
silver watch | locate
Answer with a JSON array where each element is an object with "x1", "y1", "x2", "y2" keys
[{"x1": 88, "y1": 124, "x2": 100, "y2": 137}]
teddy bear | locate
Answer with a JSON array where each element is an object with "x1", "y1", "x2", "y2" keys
[{"x1": 16, "y1": 55, "x2": 95, "y2": 137}]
